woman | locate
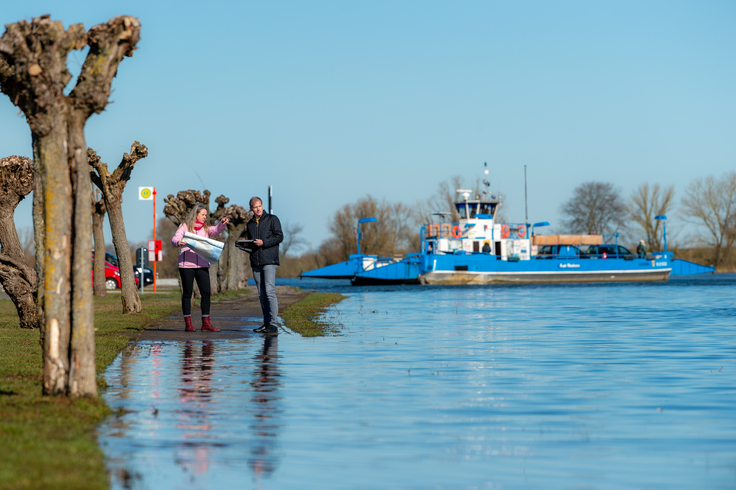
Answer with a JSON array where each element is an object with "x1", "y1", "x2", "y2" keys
[{"x1": 172, "y1": 205, "x2": 229, "y2": 332}]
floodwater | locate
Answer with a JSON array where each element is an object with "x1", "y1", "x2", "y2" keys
[{"x1": 99, "y1": 276, "x2": 736, "y2": 489}]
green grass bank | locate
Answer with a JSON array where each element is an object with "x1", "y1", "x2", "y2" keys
[{"x1": 282, "y1": 292, "x2": 346, "y2": 336}]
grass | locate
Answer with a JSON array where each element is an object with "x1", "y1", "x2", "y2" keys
[
  {"x1": 282, "y1": 292, "x2": 346, "y2": 337},
  {"x1": 0, "y1": 289, "x2": 244, "y2": 490}
]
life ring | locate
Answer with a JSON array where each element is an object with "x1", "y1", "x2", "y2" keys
[
  {"x1": 452, "y1": 225, "x2": 462, "y2": 239},
  {"x1": 518, "y1": 225, "x2": 526, "y2": 238},
  {"x1": 501, "y1": 224, "x2": 510, "y2": 239}
]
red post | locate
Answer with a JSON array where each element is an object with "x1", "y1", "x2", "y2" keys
[{"x1": 153, "y1": 187, "x2": 157, "y2": 293}]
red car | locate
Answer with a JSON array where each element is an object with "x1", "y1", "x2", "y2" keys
[{"x1": 92, "y1": 255, "x2": 139, "y2": 290}]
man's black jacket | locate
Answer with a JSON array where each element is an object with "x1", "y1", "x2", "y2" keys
[{"x1": 245, "y1": 211, "x2": 283, "y2": 267}]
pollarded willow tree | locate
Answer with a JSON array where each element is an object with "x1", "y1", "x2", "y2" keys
[
  {"x1": 0, "y1": 15, "x2": 141, "y2": 396},
  {"x1": 0, "y1": 156, "x2": 38, "y2": 329},
  {"x1": 163, "y1": 189, "x2": 211, "y2": 226},
  {"x1": 88, "y1": 142, "x2": 148, "y2": 312},
  {"x1": 212, "y1": 195, "x2": 249, "y2": 292}
]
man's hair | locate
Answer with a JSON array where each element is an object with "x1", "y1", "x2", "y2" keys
[{"x1": 249, "y1": 196, "x2": 262, "y2": 208}]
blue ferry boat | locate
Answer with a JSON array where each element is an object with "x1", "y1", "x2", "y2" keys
[{"x1": 303, "y1": 177, "x2": 714, "y2": 285}]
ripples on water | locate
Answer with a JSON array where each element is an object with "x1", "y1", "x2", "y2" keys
[{"x1": 99, "y1": 276, "x2": 736, "y2": 489}]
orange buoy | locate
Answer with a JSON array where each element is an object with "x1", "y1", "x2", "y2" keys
[
  {"x1": 452, "y1": 225, "x2": 462, "y2": 238},
  {"x1": 518, "y1": 225, "x2": 526, "y2": 238},
  {"x1": 501, "y1": 224, "x2": 510, "y2": 239}
]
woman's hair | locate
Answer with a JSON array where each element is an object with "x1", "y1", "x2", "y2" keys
[{"x1": 184, "y1": 204, "x2": 209, "y2": 234}]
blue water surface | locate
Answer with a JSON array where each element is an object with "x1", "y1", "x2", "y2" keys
[{"x1": 99, "y1": 276, "x2": 736, "y2": 489}]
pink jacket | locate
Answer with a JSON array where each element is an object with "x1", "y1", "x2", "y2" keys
[{"x1": 172, "y1": 220, "x2": 227, "y2": 268}]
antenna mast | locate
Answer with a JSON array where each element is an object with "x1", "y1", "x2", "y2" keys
[{"x1": 524, "y1": 165, "x2": 529, "y2": 225}]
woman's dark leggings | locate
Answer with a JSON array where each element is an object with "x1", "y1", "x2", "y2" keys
[{"x1": 179, "y1": 267, "x2": 211, "y2": 316}]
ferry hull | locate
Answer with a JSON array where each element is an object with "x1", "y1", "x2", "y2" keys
[
  {"x1": 422, "y1": 269, "x2": 670, "y2": 285},
  {"x1": 421, "y1": 254, "x2": 671, "y2": 285}
]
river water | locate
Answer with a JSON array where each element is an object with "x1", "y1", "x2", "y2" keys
[{"x1": 98, "y1": 276, "x2": 736, "y2": 489}]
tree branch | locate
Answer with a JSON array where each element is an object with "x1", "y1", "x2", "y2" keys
[
  {"x1": 69, "y1": 16, "x2": 141, "y2": 118},
  {"x1": 110, "y1": 141, "x2": 147, "y2": 184}
]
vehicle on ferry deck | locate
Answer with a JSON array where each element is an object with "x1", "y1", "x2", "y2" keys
[
  {"x1": 536, "y1": 245, "x2": 581, "y2": 259},
  {"x1": 582, "y1": 245, "x2": 635, "y2": 259}
]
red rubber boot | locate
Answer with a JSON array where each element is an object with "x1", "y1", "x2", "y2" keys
[
  {"x1": 184, "y1": 316, "x2": 196, "y2": 332},
  {"x1": 201, "y1": 316, "x2": 221, "y2": 332}
]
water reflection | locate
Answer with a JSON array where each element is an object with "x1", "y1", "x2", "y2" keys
[
  {"x1": 176, "y1": 340, "x2": 216, "y2": 475},
  {"x1": 100, "y1": 337, "x2": 289, "y2": 489},
  {"x1": 100, "y1": 279, "x2": 736, "y2": 489},
  {"x1": 249, "y1": 336, "x2": 281, "y2": 479}
]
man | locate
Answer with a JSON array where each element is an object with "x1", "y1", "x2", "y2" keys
[
  {"x1": 245, "y1": 197, "x2": 283, "y2": 335},
  {"x1": 482, "y1": 241, "x2": 491, "y2": 253},
  {"x1": 637, "y1": 240, "x2": 646, "y2": 258}
]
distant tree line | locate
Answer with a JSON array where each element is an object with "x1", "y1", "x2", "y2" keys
[{"x1": 559, "y1": 172, "x2": 736, "y2": 268}]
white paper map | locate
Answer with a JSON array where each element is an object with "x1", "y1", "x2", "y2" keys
[{"x1": 182, "y1": 232, "x2": 224, "y2": 263}]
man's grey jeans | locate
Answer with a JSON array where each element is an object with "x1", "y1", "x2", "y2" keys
[{"x1": 253, "y1": 265, "x2": 278, "y2": 327}]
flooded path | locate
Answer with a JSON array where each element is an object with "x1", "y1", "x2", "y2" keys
[{"x1": 99, "y1": 277, "x2": 736, "y2": 489}]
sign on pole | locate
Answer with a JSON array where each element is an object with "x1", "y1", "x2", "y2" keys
[
  {"x1": 139, "y1": 187, "x2": 154, "y2": 200},
  {"x1": 147, "y1": 240, "x2": 163, "y2": 262}
]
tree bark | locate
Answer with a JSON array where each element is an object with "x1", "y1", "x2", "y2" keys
[
  {"x1": 0, "y1": 14, "x2": 141, "y2": 396},
  {"x1": 92, "y1": 191, "x2": 107, "y2": 297},
  {"x1": 88, "y1": 143, "x2": 147, "y2": 313},
  {"x1": 32, "y1": 159, "x2": 45, "y2": 336},
  {"x1": 37, "y1": 113, "x2": 74, "y2": 395},
  {"x1": 32, "y1": 161, "x2": 45, "y2": 336},
  {"x1": 212, "y1": 195, "x2": 250, "y2": 292},
  {"x1": 225, "y1": 222, "x2": 248, "y2": 289},
  {"x1": 68, "y1": 115, "x2": 96, "y2": 396},
  {"x1": 0, "y1": 156, "x2": 38, "y2": 329}
]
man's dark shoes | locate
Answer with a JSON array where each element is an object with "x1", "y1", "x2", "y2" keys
[
  {"x1": 263, "y1": 325, "x2": 279, "y2": 335},
  {"x1": 253, "y1": 325, "x2": 268, "y2": 333}
]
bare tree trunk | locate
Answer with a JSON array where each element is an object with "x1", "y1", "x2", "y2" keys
[
  {"x1": 208, "y1": 264, "x2": 220, "y2": 295},
  {"x1": 217, "y1": 244, "x2": 228, "y2": 293},
  {"x1": 92, "y1": 193, "x2": 107, "y2": 297},
  {"x1": 0, "y1": 156, "x2": 38, "y2": 329},
  {"x1": 88, "y1": 143, "x2": 148, "y2": 313},
  {"x1": 67, "y1": 118, "x2": 96, "y2": 396},
  {"x1": 106, "y1": 202, "x2": 141, "y2": 312},
  {"x1": 226, "y1": 222, "x2": 247, "y2": 290},
  {"x1": 37, "y1": 116, "x2": 74, "y2": 395},
  {"x1": 0, "y1": 14, "x2": 141, "y2": 396},
  {"x1": 32, "y1": 145, "x2": 46, "y2": 338}
]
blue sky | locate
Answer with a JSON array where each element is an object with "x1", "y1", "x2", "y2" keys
[{"x1": 1, "y1": 1, "x2": 734, "y2": 250}]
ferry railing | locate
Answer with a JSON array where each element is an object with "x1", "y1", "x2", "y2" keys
[{"x1": 421, "y1": 222, "x2": 532, "y2": 255}]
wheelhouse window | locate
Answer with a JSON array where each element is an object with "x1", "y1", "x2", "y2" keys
[{"x1": 478, "y1": 203, "x2": 496, "y2": 216}]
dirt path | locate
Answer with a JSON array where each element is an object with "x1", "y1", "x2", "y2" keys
[{"x1": 137, "y1": 286, "x2": 308, "y2": 341}]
